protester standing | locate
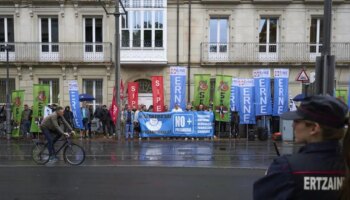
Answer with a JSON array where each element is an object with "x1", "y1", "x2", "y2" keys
[
  {"x1": 88, "y1": 105, "x2": 94, "y2": 138},
  {"x1": 171, "y1": 104, "x2": 183, "y2": 112},
  {"x1": 108, "y1": 104, "x2": 116, "y2": 138},
  {"x1": 197, "y1": 104, "x2": 205, "y2": 111},
  {"x1": 133, "y1": 105, "x2": 141, "y2": 138},
  {"x1": 164, "y1": 105, "x2": 168, "y2": 112},
  {"x1": 147, "y1": 105, "x2": 153, "y2": 112},
  {"x1": 120, "y1": 104, "x2": 128, "y2": 136},
  {"x1": 63, "y1": 106, "x2": 74, "y2": 131},
  {"x1": 20, "y1": 104, "x2": 32, "y2": 138},
  {"x1": 81, "y1": 102, "x2": 90, "y2": 138},
  {"x1": 123, "y1": 105, "x2": 134, "y2": 140},
  {"x1": 185, "y1": 103, "x2": 192, "y2": 112},
  {"x1": 100, "y1": 105, "x2": 111, "y2": 138}
]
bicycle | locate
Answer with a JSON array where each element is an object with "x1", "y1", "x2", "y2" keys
[{"x1": 32, "y1": 134, "x2": 86, "y2": 165}]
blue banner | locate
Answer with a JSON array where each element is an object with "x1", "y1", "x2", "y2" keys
[
  {"x1": 238, "y1": 79, "x2": 256, "y2": 124},
  {"x1": 273, "y1": 69, "x2": 289, "y2": 116},
  {"x1": 230, "y1": 78, "x2": 240, "y2": 112},
  {"x1": 138, "y1": 111, "x2": 214, "y2": 138},
  {"x1": 69, "y1": 81, "x2": 83, "y2": 129},
  {"x1": 170, "y1": 66, "x2": 187, "y2": 110},
  {"x1": 253, "y1": 69, "x2": 272, "y2": 116},
  {"x1": 348, "y1": 81, "x2": 350, "y2": 109}
]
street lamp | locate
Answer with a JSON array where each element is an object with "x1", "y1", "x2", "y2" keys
[
  {"x1": 98, "y1": 0, "x2": 127, "y2": 140},
  {"x1": 3, "y1": 44, "x2": 11, "y2": 140}
]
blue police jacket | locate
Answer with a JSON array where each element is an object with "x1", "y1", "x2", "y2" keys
[{"x1": 253, "y1": 140, "x2": 345, "y2": 200}]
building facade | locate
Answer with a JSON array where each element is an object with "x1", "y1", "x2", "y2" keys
[
  {"x1": 0, "y1": 0, "x2": 167, "y2": 108},
  {"x1": 168, "y1": 0, "x2": 350, "y2": 105},
  {"x1": 0, "y1": 0, "x2": 350, "y2": 109}
]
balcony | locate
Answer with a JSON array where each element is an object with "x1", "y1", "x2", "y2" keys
[
  {"x1": 120, "y1": 40, "x2": 167, "y2": 65},
  {"x1": 0, "y1": 42, "x2": 112, "y2": 64},
  {"x1": 201, "y1": 42, "x2": 350, "y2": 65}
]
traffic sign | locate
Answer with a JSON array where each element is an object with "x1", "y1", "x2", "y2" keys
[{"x1": 295, "y1": 69, "x2": 310, "y2": 82}]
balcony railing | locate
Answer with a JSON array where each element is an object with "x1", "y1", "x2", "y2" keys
[
  {"x1": 201, "y1": 42, "x2": 350, "y2": 64},
  {"x1": 0, "y1": 42, "x2": 112, "y2": 63},
  {"x1": 120, "y1": 40, "x2": 167, "y2": 64}
]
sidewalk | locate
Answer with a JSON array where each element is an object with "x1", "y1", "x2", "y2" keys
[{"x1": 0, "y1": 137, "x2": 301, "y2": 168}]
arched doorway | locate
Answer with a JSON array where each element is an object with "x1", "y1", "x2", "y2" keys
[{"x1": 135, "y1": 79, "x2": 152, "y2": 109}]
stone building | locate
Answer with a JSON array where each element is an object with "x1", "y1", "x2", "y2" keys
[
  {"x1": 0, "y1": 0, "x2": 167, "y2": 108},
  {"x1": 0, "y1": 0, "x2": 349, "y2": 109},
  {"x1": 168, "y1": 0, "x2": 350, "y2": 104}
]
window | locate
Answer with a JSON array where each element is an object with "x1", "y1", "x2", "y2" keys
[
  {"x1": 0, "y1": 78, "x2": 15, "y2": 103},
  {"x1": 122, "y1": 0, "x2": 163, "y2": 8},
  {"x1": 122, "y1": 0, "x2": 130, "y2": 8},
  {"x1": 40, "y1": 17, "x2": 59, "y2": 52},
  {"x1": 84, "y1": 17, "x2": 103, "y2": 52},
  {"x1": 144, "y1": 0, "x2": 152, "y2": 7},
  {"x1": 83, "y1": 79, "x2": 103, "y2": 105},
  {"x1": 155, "y1": 0, "x2": 164, "y2": 8},
  {"x1": 133, "y1": 11, "x2": 141, "y2": 47},
  {"x1": 120, "y1": 1, "x2": 165, "y2": 49},
  {"x1": 259, "y1": 17, "x2": 279, "y2": 53},
  {"x1": 154, "y1": 11, "x2": 163, "y2": 47},
  {"x1": 0, "y1": 17, "x2": 14, "y2": 52},
  {"x1": 133, "y1": 0, "x2": 141, "y2": 8},
  {"x1": 39, "y1": 79, "x2": 59, "y2": 104},
  {"x1": 310, "y1": 18, "x2": 323, "y2": 53},
  {"x1": 121, "y1": 13, "x2": 130, "y2": 47},
  {"x1": 209, "y1": 17, "x2": 228, "y2": 53},
  {"x1": 143, "y1": 11, "x2": 152, "y2": 47},
  {"x1": 135, "y1": 79, "x2": 152, "y2": 93}
]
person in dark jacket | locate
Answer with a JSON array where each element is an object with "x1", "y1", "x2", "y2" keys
[
  {"x1": 253, "y1": 95, "x2": 349, "y2": 200},
  {"x1": 20, "y1": 104, "x2": 32, "y2": 137},
  {"x1": 40, "y1": 106, "x2": 75, "y2": 161},
  {"x1": 341, "y1": 128, "x2": 350, "y2": 200},
  {"x1": 88, "y1": 105, "x2": 94, "y2": 138},
  {"x1": 81, "y1": 102, "x2": 90, "y2": 138},
  {"x1": 63, "y1": 106, "x2": 74, "y2": 130},
  {"x1": 100, "y1": 105, "x2": 111, "y2": 138}
]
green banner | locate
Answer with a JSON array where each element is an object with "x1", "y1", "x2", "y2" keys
[
  {"x1": 193, "y1": 74, "x2": 211, "y2": 109},
  {"x1": 336, "y1": 89, "x2": 348, "y2": 104},
  {"x1": 11, "y1": 90, "x2": 25, "y2": 137},
  {"x1": 213, "y1": 75, "x2": 232, "y2": 122},
  {"x1": 30, "y1": 84, "x2": 50, "y2": 133}
]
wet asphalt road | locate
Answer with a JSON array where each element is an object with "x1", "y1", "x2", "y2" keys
[
  {"x1": 0, "y1": 138, "x2": 300, "y2": 200},
  {"x1": 0, "y1": 166, "x2": 264, "y2": 200}
]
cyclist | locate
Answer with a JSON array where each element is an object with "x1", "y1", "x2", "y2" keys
[{"x1": 40, "y1": 106, "x2": 75, "y2": 162}]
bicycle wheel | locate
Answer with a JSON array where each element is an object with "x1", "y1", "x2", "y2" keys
[
  {"x1": 63, "y1": 143, "x2": 85, "y2": 165},
  {"x1": 32, "y1": 142, "x2": 50, "y2": 165}
]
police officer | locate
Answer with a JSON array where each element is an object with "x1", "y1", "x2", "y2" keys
[
  {"x1": 341, "y1": 128, "x2": 350, "y2": 200},
  {"x1": 253, "y1": 95, "x2": 349, "y2": 200}
]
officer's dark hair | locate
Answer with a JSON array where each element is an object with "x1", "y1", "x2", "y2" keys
[
  {"x1": 340, "y1": 118, "x2": 350, "y2": 200},
  {"x1": 320, "y1": 124, "x2": 345, "y2": 141}
]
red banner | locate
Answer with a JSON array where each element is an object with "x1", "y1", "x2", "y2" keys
[
  {"x1": 151, "y1": 76, "x2": 164, "y2": 112},
  {"x1": 128, "y1": 82, "x2": 139, "y2": 108},
  {"x1": 109, "y1": 86, "x2": 118, "y2": 125}
]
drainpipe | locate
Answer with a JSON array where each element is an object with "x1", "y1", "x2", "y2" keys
[{"x1": 187, "y1": 0, "x2": 191, "y2": 102}]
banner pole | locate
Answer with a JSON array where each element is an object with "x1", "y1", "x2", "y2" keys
[{"x1": 246, "y1": 124, "x2": 248, "y2": 140}]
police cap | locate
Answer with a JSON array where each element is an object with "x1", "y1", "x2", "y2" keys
[{"x1": 281, "y1": 95, "x2": 348, "y2": 128}]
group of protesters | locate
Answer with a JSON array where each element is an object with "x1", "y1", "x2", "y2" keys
[{"x1": 7, "y1": 101, "x2": 217, "y2": 140}]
